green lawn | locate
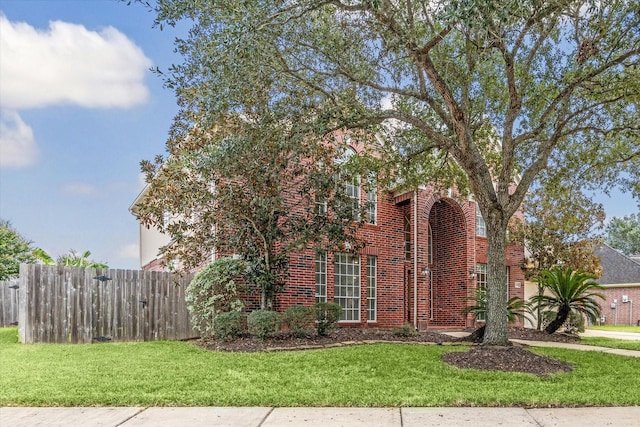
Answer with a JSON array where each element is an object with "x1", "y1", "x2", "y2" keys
[
  {"x1": 580, "y1": 337, "x2": 640, "y2": 351},
  {"x1": 1, "y1": 328, "x2": 639, "y2": 407},
  {"x1": 588, "y1": 325, "x2": 640, "y2": 333}
]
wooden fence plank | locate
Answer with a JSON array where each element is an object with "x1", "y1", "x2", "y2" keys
[{"x1": 11, "y1": 264, "x2": 196, "y2": 344}]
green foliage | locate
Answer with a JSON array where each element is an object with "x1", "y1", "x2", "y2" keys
[
  {"x1": 185, "y1": 258, "x2": 246, "y2": 336},
  {"x1": 462, "y1": 287, "x2": 531, "y2": 324},
  {"x1": 57, "y1": 249, "x2": 108, "y2": 269},
  {"x1": 283, "y1": 305, "x2": 316, "y2": 338},
  {"x1": 247, "y1": 309, "x2": 282, "y2": 340},
  {"x1": 532, "y1": 267, "x2": 605, "y2": 334},
  {"x1": 0, "y1": 219, "x2": 36, "y2": 280},
  {"x1": 136, "y1": 116, "x2": 364, "y2": 311},
  {"x1": 541, "y1": 310, "x2": 585, "y2": 334},
  {"x1": 314, "y1": 302, "x2": 342, "y2": 336},
  {"x1": 213, "y1": 310, "x2": 245, "y2": 342},
  {"x1": 145, "y1": 0, "x2": 640, "y2": 346},
  {"x1": 392, "y1": 323, "x2": 418, "y2": 337},
  {"x1": 606, "y1": 214, "x2": 640, "y2": 256},
  {"x1": 512, "y1": 186, "x2": 604, "y2": 280}
]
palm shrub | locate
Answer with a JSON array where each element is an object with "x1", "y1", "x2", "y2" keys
[
  {"x1": 532, "y1": 267, "x2": 604, "y2": 334},
  {"x1": 462, "y1": 287, "x2": 531, "y2": 342}
]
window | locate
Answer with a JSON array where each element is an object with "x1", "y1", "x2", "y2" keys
[
  {"x1": 315, "y1": 251, "x2": 327, "y2": 303},
  {"x1": 336, "y1": 147, "x2": 360, "y2": 220},
  {"x1": 315, "y1": 196, "x2": 327, "y2": 216},
  {"x1": 404, "y1": 212, "x2": 411, "y2": 261},
  {"x1": 334, "y1": 252, "x2": 360, "y2": 321},
  {"x1": 366, "y1": 175, "x2": 377, "y2": 224},
  {"x1": 428, "y1": 225, "x2": 433, "y2": 265},
  {"x1": 367, "y1": 255, "x2": 377, "y2": 322},
  {"x1": 475, "y1": 264, "x2": 511, "y2": 321},
  {"x1": 476, "y1": 263, "x2": 487, "y2": 321},
  {"x1": 345, "y1": 175, "x2": 361, "y2": 220},
  {"x1": 476, "y1": 205, "x2": 486, "y2": 237}
]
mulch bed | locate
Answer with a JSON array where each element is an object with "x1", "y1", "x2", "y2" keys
[{"x1": 196, "y1": 327, "x2": 578, "y2": 376}]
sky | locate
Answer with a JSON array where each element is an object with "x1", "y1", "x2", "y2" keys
[{"x1": 0, "y1": 0, "x2": 638, "y2": 270}]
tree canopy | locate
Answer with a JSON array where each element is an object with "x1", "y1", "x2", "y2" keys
[
  {"x1": 136, "y1": 116, "x2": 363, "y2": 309},
  {"x1": 606, "y1": 213, "x2": 640, "y2": 255},
  {"x1": 142, "y1": 0, "x2": 640, "y2": 345},
  {"x1": 0, "y1": 219, "x2": 37, "y2": 280}
]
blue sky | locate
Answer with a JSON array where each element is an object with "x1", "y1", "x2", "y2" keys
[{"x1": 0, "y1": 0, "x2": 638, "y2": 269}]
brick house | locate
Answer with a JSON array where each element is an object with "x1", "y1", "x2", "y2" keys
[
  {"x1": 131, "y1": 144, "x2": 526, "y2": 330},
  {"x1": 594, "y1": 243, "x2": 640, "y2": 327}
]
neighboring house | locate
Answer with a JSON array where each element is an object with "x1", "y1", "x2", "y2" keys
[
  {"x1": 131, "y1": 144, "x2": 526, "y2": 330},
  {"x1": 594, "y1": 243, "x2": 640, "y2": 327}
]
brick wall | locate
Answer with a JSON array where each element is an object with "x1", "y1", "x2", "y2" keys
[{"x1": 598, "y1": 286, "x2": 640, "y2": 326}]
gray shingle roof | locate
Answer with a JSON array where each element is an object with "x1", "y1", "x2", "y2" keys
[{"x1": 595, "y1": 243, "x2": 640, "y2": 285}]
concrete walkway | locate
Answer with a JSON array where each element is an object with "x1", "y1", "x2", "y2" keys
[{"x1": 2, "y1": 406, "x2": 640, "y2": 427}]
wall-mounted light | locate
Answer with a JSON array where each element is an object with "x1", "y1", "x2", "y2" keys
[
  {"x1": 468, "y1": 267, "x2": 477, "y2": 280},
  {"x1": 421, "y1": 267, "x2": 430, "y2": 276}
]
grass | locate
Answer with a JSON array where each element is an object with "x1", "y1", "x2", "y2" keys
[
  {"x1": 587, "y1": 326, "x2": 640, "y2": 333},
  {"x1": 1, "y1": 328, "x2": 640, "y2": 407},
  {"x1": 580, "y1": 337, "x2": 640, "y2": 351}
]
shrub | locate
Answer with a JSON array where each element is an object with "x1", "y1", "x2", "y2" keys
[
  {"x1": 392, "y1": 323, "x2": 418, "y2": 337},
  {"x1": 185, "y1": 258, "x2": 246, "y2": 336},
  {"x1": 283, "y1": 305, "x2": 316, "y2": 338},
  {"x1": 314, "y1": 302, "x2": 342, "y2": 336},
  {"x1": 213, "y1": 310, "x2": 245, "y2": 341},
  {"x1": 247, "y1": 310, "x2": 281, "y2": 340}
]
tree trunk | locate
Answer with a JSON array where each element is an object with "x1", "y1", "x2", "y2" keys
[
  {"x1": 545, "y1": 304, "x2": 570, "y2": 334},
  {"x1": 482, "y1": 213, "x2": 510, "y2": 346}
]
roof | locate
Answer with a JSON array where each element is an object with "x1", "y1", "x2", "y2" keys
[{"x1": 594, "y1": 243, "x2": 640, "y2": 285}]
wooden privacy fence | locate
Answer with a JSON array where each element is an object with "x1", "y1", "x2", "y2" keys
[
  {"x1": 0, "y1": 280, "x2": 20, "y2": 327},
  {"x1": 17, "y1": 264, "x2": 197, "y2": 344}
]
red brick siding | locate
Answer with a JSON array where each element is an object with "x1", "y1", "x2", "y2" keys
[{"x1": 598, "y1": 286, "x2": 640, "y2": 326}]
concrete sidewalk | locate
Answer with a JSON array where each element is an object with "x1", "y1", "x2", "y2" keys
[{"x1": 2, "y1": 406, "x2": 640, "y2": 427}]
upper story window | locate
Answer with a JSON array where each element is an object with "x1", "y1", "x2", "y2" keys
[
  {"x1": 404, "y1": 211, "x2": 411, "y2": 261},
  {"x1": 366, "y1": 174, "x2": 377, "y2": 225},
  {"x1": 428, "y1": 225, "x2": 433, "y2": 265},
  {"x1": 336, "y1": 147, "x2": 361, "y2": 221},
  {"x1": 476, "y1": 204, "x2": 486, "y2": 237}
]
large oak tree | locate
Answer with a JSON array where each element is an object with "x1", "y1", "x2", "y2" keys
[{"x1": 141, "y1": 0, "x2": 640, "y2": 345}]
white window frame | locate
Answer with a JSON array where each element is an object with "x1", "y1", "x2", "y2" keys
[
  {"x1": 315, "y1": 251, "x2": 327, "y2": 303},
  {"x1": 476, "y1": 204, "x2": 486, "y2": 237},
  {"x1": 476, "y1": 263, "x2": 487, "y2": 321},
  {"x1": 366, "y1": 175, "x2": 377, "y2": 225},
  {"x1": 367, "y1": 255, "x2": 377, "y2": 322},
  {"x1": 334, "y1": 252, "x2": 360, "y2": 322}
]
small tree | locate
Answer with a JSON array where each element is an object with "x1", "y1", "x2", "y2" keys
[
  {"x1": 185, "y1": 257, "x2": 246, "y2": 336},
  {"x1": 137, "y1": 117, "x2": 363, "y2": 310},
  {"x1": 0, "y1": 219, "x2": 37, "y2": 280},
  {"x1": 532, "y1": 267, "x2": 605, "y2": 335}
]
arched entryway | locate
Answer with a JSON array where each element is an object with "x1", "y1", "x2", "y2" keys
[{"x1": 428, "y1": 198, "x2": 468, "y2": 327}]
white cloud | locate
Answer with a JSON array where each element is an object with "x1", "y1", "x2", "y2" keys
[
  {"x1": 0, "y1": 109, "x2": 39, "y2": 167},
  {"x1": 0, "y1": 14, "x2": 152, "y2": 110},
  {"x1": 63, "y1": 183, "x2": 98, "y2": 196}
]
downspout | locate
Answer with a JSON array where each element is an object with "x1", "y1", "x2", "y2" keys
[{"x1": 414, "y1": 190, "x2": 418, "y2": 330}]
